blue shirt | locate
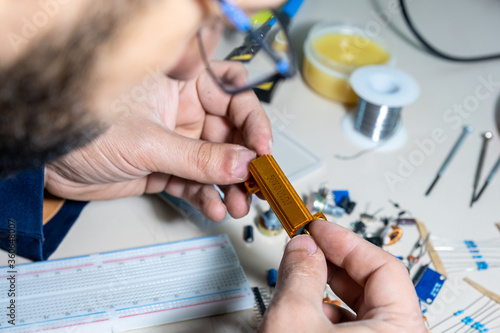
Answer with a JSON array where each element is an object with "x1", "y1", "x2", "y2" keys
[{"x1": 0, "y1": 167, "x2": 87, "y2": 261}]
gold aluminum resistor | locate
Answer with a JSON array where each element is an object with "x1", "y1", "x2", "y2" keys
[{"x1": 245, "y1": 155, "x2": 326, "y2": 238}]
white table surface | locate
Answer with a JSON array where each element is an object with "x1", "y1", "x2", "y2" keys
[{"x1": 2, "y1": 0, "x2": 500, "y2": 331}]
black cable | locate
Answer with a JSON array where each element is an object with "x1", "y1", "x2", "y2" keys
[{"x1": 399, "y1": 0, "x2": 500, "y2": 62}]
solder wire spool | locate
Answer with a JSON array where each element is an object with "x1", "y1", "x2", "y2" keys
[{"x1": 349, "y1": 65, "x2": 420, "y2": 142}]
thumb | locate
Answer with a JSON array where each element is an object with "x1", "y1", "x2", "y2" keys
[
  {"x1": 260, "y1": 236, "x2": 328, "y2": 332},
  {"x1": 274, "y1": 235, "x2": 327, "y2": 310},
  {"x1": 145, "y1": 127, "x2": 257, "y2": 184}
]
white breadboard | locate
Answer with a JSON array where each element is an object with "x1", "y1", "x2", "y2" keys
[{"x1": 0, "y1": 234, "x2": 254, "y2": 332}]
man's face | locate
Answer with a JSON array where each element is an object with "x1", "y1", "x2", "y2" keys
[{"x1": 0, "y1": 0, "x2": 284, "y2": 177}]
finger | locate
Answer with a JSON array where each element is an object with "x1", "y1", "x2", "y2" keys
[
  {"x1": 273, "y1": 235, "x2": 327, "y2": 309},
  {"x1": 143, "y1": 124, "x2": 257, "y2": 184},
  {"x1": 326, "y1": 262, "x2": 364, "y2": 310},
  {"x1": 309, "y1": 220, "x2": 420, "y2": 318},
  {"x1": 196, "y1": 63, "x2": 273, "y2": 156},
  {"x1": 259, "y1": 235, "x2": 329, "y2": 332},
  {"x1": 201, "y1": 114, "x2": 235, "y2": 143},
  {"x1": 163, "y1": 176, "x2": 227, "y2": 221},
  {"x1": 227, "y1": 91, "x2": 273, "y2": 155},
  {"x1": 219, "y1": 184, "x2": 251, "y2": 219},
  {"x1": 205, "y1": 60, "x2": 249, "y2": 89}
]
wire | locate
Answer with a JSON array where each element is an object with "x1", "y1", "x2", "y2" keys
[
  {"x1": 334, "y1": 115, "x2": 403, "y2": 160},
  {"x1": 399, "y1": 0, "x2": 500, "y2": 62}
]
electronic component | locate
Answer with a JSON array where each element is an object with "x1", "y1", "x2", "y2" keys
[
  {"x1": 252, "y1": 287, "x2": 271, "y2": 322},
  {"x1": 332, "y1": 190, "x2": 349, "y2": 205},
  {"x1": 244, "y1": 225, "x2": 254, "y2": 243},
  {"x1": 245, "y1": 155, "x2": 326, "y2": 238},
  {"x1": 267, "y1": 269, "x2": 278, "y2": 288},
  {"x1": 406, "y1": 234, "x2": 429, "y2": 271},
  {"x1": 380, "y1": 225, "x2": 403, "y2": 245},
  {"x1": 364, "y1": 234, "x2": 383, "y2": 247},
  {"x1": 257, "y1": 208, "x2": 283, "y2": 236},
  {"x1": 338, "y1": 196, "x2": 356, "y2": 214},
  {"x1": 397, "y1": 218, "x2": 416, "y2": 225},
  {"x1": 352, "y1": 221, "x2": 366, "y2": 235},
  {"x1": 413, "y1": 265, "x2": 446, "y2": 304},
  {"x1": 307, "y1": 191, "x2": 345, "y2": 217}
]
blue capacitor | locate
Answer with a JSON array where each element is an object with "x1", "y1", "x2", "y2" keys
[{"x1": 267, "y1": 269, "x2": 277, "y2": 288}]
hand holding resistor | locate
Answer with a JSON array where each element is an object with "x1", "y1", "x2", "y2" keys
[{"x1": 258, "y1": 220, "x2": 427, "y2": 332}]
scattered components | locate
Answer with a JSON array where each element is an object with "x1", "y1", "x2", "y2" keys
[
  {"x1": 397, "y1": 218, "x2": 416, "y2": 225},
  {"x1": 380, "y1": 225, "x2": 403, "y2": 245},
  {"x1": 360, "y1": 205, "x2": 383, "y2": 222},
  {"x1": 244, "y1": 225, "x2": 254, "y2": 243},
  {"x1": 308, "y1": 191, "x2": 345, "y2": 217},
  {"x1": 425, "y1": 125, "x2": 474, "y2": 196},
  {"x1": 258, "y1": 209, "x2": 283, "y2": 236},
  {"x1": 332, "y1": 190, "x2": 349, "y2": 205},
  {"x1": 267, "y1": 269, "x2": 277, "y2": 288},
  {"x1": 350, "y1": 200, "x2": 413, "y2": 247},
  {"x1": 364, "y1": 235, "x2": 383, "y2": 247},
  {"x1": 245, "y1": 155, "x2": 326, "y2": 238},
  {"x1": 428, "y1": 295, "x2": 500, "y2": 332},
  {"x1": 433, "y1": 237, "x2": 500, "y2": 273},
  {"x1": 406, "y1": 234, "x2": 430, "y2": 271},
  {"x1": 307, "y1": 186, "x2": 355, "y2": 218},
  {"x1": 337, "y1": 195, "x2": 356, "y2": 214},
  {"x1": 352, "y1": 221, "x2": 367, "y2": 235},
  {"x1": 252, "y1": 287, "x2": 271, "y2": 322}
]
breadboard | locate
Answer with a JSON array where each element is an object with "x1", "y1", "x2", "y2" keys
[{"x1": 0, "y1": 234, "x2": 254, "y2": 332}]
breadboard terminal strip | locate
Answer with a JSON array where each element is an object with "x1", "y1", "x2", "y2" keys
[{"x1": 0, "y1": 234, "x2": 254, "y2": 332}]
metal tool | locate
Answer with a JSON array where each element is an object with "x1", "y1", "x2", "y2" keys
[
  {"x1": 474, "y1": 154, "x2": 500, "y2": 203},
  {"x1": 425, "y1": 125, "x2": 474, "y2": 196},
  {"x1": 470, "y1": 132, "x2": 493, "y2": 207}
]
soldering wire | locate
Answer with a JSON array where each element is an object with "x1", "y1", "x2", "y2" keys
[
  {"x1": 440, "y1": 298, "x2": 492, "y2": 333},
  {"x1": 334, "y1": 119, "x2": 403, "y2": 160},
  {"x1": 430, "y1": 296, "x2": 485, "y2": 330}
]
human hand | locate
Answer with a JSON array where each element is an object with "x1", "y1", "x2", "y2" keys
[
  {"x1": 259, "y1": 220, "x2": 426, "y2": 332},
  {"x1": 45, "y1": 62, "x2": 272, "y2": 221}
]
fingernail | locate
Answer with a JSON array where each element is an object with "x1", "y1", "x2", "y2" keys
[
  {"x1": 268, "y1": 139, "x2": 273, "y2": 154},
  {"x1": 232, "y1": 148, "x2": 256, "y2": 179},
  {"x1": 287, "y1": 235, "x2": 317, "y2": 254}
]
